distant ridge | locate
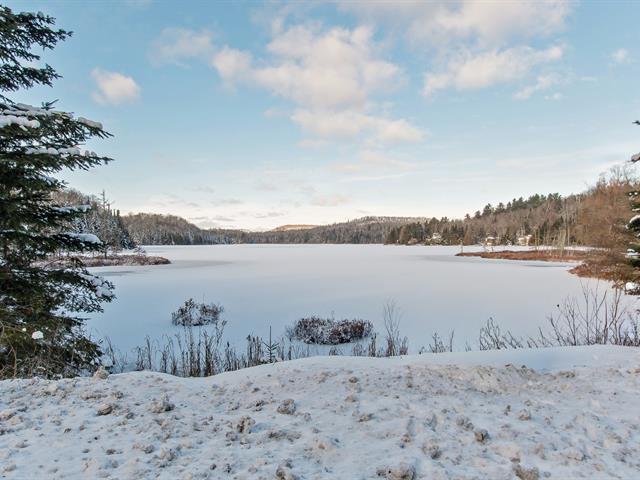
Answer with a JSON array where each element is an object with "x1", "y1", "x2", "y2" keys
[
  {"x1": 271, "y1": 224, "x2": 318, "y2": 232},
  {"x1": 122, "y1": 214, "x2": 423, "y2": 245}
]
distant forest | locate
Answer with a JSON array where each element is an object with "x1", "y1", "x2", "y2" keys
[
  {"x1": 385, "y1": 168, "x2": 634, "y2": 249},
  {"x1": 56, "y1": 167, "x2": 635, "y2": 249},
  {"x1": 121, "y1": 215, "x2": 421, "y2": 245},
  {"x1": 386, "y1": 193, "x2": 574, "y2": 246}
]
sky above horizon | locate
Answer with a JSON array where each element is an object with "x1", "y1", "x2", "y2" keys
[{"x1": 8, "y1": 0, "x2": 640, "y2": 230}]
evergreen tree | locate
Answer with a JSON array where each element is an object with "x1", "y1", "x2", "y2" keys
[
  {"x1": 0, "y1": 6, "x2": 114, "y2": 377},
  {"x1": 627, "y1": 122, "x2": 640, "y2": 292}
]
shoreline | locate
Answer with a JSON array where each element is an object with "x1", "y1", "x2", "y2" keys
[
  {"x1": 36, "y1": 254, "x2": 171, "y2": 268},
  {"x1": 454, "y1": 249, "x2": 626, "y2": 284},
  {"x1": 455, "y1": 249, "x2": 591, "y2": 263}
]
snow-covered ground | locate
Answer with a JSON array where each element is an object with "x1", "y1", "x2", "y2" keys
[{"x1": 1, "y1": 346, "x2": 639, "y2": 479}]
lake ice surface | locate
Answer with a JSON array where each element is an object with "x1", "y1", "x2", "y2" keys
[{"x1": 86, "y1": 244, "x2": 630, "y2": 355}]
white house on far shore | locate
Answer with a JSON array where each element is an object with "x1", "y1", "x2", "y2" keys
[{"x1": 517, "y1": 234, "x2": 533, "y2": 246}]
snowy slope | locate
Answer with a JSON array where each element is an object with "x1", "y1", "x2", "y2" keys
[{"x1": 1, "y1": 346, "x2": 639, "y2": 479}]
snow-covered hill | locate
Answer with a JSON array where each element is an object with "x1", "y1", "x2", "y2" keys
[{"x1": 1, "y1": 346, "x2": 639, "y2": 479}]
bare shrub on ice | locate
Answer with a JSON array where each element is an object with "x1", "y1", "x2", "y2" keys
[
  {"x1": 171, "y1": 298, "x2": 225, "y2": 327},
  {"x1": 383, "y1": 301, "x2": 408, "y2": 356},
  {"x1": 476, "y1": 282, "x2": 640, "y2": 350},
  {"x1": 288, "y1": 316, "x2": 374, "y2": 345}
]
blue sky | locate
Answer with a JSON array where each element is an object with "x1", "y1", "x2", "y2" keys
[{"x1": 8, "y1": 0, "x2": 640, "y2": 229}]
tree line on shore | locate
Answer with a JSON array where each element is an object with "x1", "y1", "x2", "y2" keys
[
  {"x1": 52, "y1": 188, "x2": 134, "y2": 254},
  {"x1": 57, "y1": 169, "x2": 635, "y2": 252},
  {"x1": 115, "y1": 166, "x2": 636, "y2": 251},
  {"x1": 385, "y1": 167, "x2": 636, "y2": 250},
  {"x1": 121, "y1": 214, "x2": 421, "y2": 245}
]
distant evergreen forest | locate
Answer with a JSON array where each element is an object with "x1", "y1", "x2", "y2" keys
[
  {"x1": 56, "y1": 168, "x2": 635, "y2": 249},
  {"x1": 121, "y1": 215, "x2": 420, "y2": 245}
]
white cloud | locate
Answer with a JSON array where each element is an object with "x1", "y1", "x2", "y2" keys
[
  {"x1": 340, "y1": 0, "x2": 572, "y2": 48},
  {"x1": 310, "y1": 193, "x2": 351, "y2": 207},
  {"x1": 291, "y1": 109, "x2": 423, "y2": 144},
  {"x1": 252, "y1": 211, "x2": 287, "y2": 219},
  {"x1": 514, "y1": 74, "x2": 560, "y2": 100},
  {"x1": 210, "y1": 24, "x2": 422, "y2": 144},
  {"x1": 152, "y1": 22, "x2": 422, "y2": 145},
  {"x1": 359, "y1": 149, "x2": 412, "y2": 169},
  {"x1": 611, "y1": 48, "x2": 629, "y2": 64},
  {"x1": 91, "y1": 68, "x2": 140, "y2": 105},
  {"x1": 251, "y1": 25, "x2": 400, "y2": 110},
  {"x1": 298, "y1": 138, "x2": 328, "y2": 149},
  {"x1": 211, "y1": 46, "x2": 252, "y2": 86},
  {"x1": 544, "y1": 92, "x2": 563, "y2": 101},
  {"x1": 333, "y1": 149, "x2": 416, "y2": 174},
  {"x1": 210, "y1": 198, "x2": 244, "y2": 207},
  {"x1": 376, "y1": 118, "x2": 424, "y2": 143},
  {"x1": 340, "y1": 1, "x2": 571, "y2": 98},
  {"x1": 149, "y1": 28, "x2": 215, "y2": 66},
  {"x1": 424, "y1": 45, "x2": 563, "y2": 95},
  {"x1": 291, "y1": 109, "x2": 371, "y2": 139}
]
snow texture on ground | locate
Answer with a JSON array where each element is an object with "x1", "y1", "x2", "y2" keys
[{"x1": 1, "y1": 345, "x2": 639, "y2": 479}]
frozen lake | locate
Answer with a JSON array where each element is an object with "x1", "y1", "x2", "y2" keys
[{"x1": 86, "y1": 244, "x2": 617, "y2": 355}]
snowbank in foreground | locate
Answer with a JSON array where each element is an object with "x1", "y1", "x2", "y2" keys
[{"x1": 1, "y1": 346, "x2": 639, "y2": 479}]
